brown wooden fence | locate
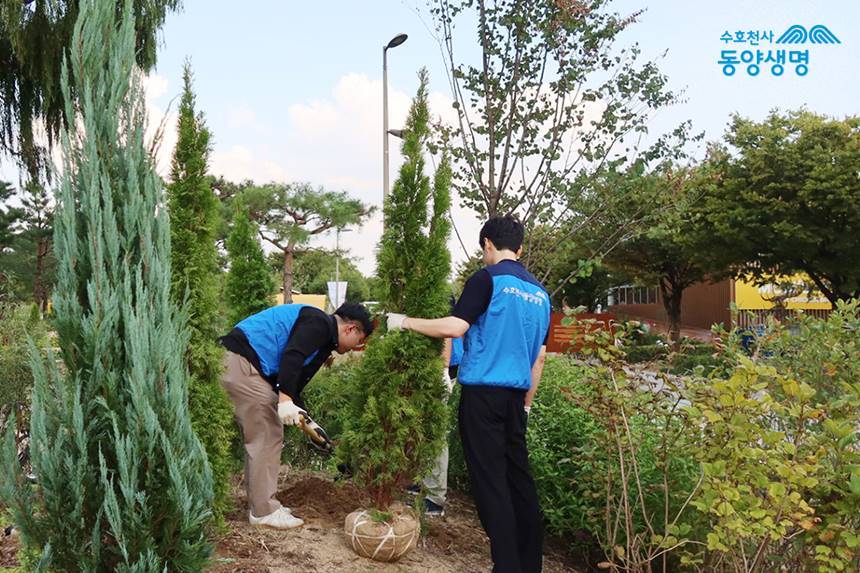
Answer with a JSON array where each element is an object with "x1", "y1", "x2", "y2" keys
[{"x1": 546, "y1": 312, "x2": 617, "y2": 354}]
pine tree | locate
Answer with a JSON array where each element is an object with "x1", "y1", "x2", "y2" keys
[
  {"x1": 225, "y1": 197, "x2": 274, "y2": 325},
  {"x1": 340, "y1": 69, "x2": 452, "y2": 509},
  {"x1": 18, "y1": 181, "x2": 54, "y2": 311},
  {"x1": 0, "y1": 1, "x2": 213, "y2": 570},
  {"x1": 167, "y1": 61, "x2": 236, "y2": 524},
  {"x1": 0, "y1": 182, "x2": 23, "y2": 252},
  {"x1": 243, "y1": 182, "x2": 371, "y2": 303}
]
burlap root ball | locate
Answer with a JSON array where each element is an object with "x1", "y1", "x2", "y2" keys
[{"x1": 344, "y1": 506, "x2": 419, "y2": 562}]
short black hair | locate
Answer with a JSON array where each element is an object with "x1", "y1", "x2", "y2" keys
[
  {"x1": 334, "y1": 303, "x2": 374, "y2": 336},
  {"x1": 479, "y1": 215, "x2": 525, "y2": 252}
]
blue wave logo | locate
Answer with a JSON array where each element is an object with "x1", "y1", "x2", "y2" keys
[
  {"x1": 809, "y1": 25, "x2": 840, "y2": 44},
  {"x1": 776, "y1": 24, "x2": 840, "y2": 44},
  {"x1": 776, "y1": 24, "x2": 807, "y2": 44}
]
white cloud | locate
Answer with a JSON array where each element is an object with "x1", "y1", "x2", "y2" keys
[
  {"x1": 210, "y1": 144, "x2": 289, "y2": 183},
  {"x1": 143, "y1": 72, "x2": 177, "y2": 177},
  {"x1": 142, "y1": 73, "x2": 169, "y2": 100}
]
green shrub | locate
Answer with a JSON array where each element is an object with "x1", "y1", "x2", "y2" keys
[
  {"x1": 681, "y1": 301, "x2": 860, "y2": 573},
  {"x1": 526, "y1": 356, "x2": 606, "y2": 537},
  {"x1": 665, "y1": 352, "x2": 722, "y2": 376},
  {"x1": 575, "y1": 304, "x2": 860, "y2": 572},
  {"x1": 665, "y1": 342, "x2": 725, "y2": 376},
  {"x1": 445, "y1": 384, "x2": 469, "y2": 493},
  {"x1": 624, "y1": 343, "x2": 670, "y2": 364},
  {"x1": 756, "y1": 302, "x2": 860, "y2": 401},
  {"x1": 0, "y1": 304, "x2": 48, "y2": 409},
  {"x1": 281, "y1": 357, "x2": 363, "y2": 472},
  {"x1": 224, "y1": 198, "x2": 274, "y2": 326},
  {"x1": 682, "y1": 350, "x2": 860, "y2": 572}
]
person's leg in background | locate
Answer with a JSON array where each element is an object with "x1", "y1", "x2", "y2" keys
[
  {"x1": 422, "y1": 365, "x2": 456, "y2": 515},
  {"x1": 459, "y1": 385, "x2": 522, "y2": 573},
  {"x1": 421, "y1": 442, "x2": 449, "y2": 513}
]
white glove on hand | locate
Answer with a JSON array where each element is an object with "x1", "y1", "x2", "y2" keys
[
  {"x1": 386, "y1": 312, "x2": 407, "y2": 331},
  {"x1": 442, "y1": 369, "x2": 454, "y2": 393},
  {"x1": 524, "y1": 405, "x2": 531, "y2": 417},
  {"x1": 278, "y1": 399, "x2": 306, "y2": 426}
]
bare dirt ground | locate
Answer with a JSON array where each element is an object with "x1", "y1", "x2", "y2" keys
[
  {"x1": 210, "y1": 470, "x2": 584, "y2": 573},
  {"x1": 0, "y1": 530, "x2": 18, "y2": 570},
  {"x1": 0, "y1": 469, "x2": 584, "y2": 572}
]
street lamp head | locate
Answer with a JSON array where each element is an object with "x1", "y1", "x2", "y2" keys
[{"x1": 385, "y1": 33, "x2": 408, "y2": 50}]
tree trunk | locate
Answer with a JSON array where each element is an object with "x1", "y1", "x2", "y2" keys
[
  {"x1": 659, "y1": 278, "x2": 683, "y2": 350},
  {"x1": 33, "y1": 237, "x2": 49, "y2": 311},
  {"x1": 283, "y1": 245, "x2": 294, "y2": 304}
]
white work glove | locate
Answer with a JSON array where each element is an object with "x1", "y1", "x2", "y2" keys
[
  {"x1": 442, "y1": 369, "x2": 454, "y2": 393},
  {"x1": 386, "y1": 312, "x2": 407, "y2": 331},
  {"x1": 278, "y1": 399, "x2": 306, "y2": 426}
]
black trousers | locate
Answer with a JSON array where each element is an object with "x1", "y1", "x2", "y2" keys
[{"x1": 459, "y1": 385, "x2": 544, "y2": 573}]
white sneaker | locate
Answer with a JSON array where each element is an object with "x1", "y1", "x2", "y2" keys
[{"x1": 249, "y1": 507, "x2": 304, "y2": 529}]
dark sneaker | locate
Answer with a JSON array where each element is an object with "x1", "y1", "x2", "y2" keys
[
  {"x1": 406, "y1": 484, "x2": 420, "y2": 496},
  {"x1": 424, "y1": 498, "x2": 445, "y2": 517}
]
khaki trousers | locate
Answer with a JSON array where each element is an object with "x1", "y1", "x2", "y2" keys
[
  {"x1": 221, "y1": 351, "x2": 283, "y2": 518},
  {"x1": 422, "y1": 442, "x2": 449, "y2": 506}
]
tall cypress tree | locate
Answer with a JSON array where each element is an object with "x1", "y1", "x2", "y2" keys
[
  {"x1": 340, "y1": 69, "x2": 452, "y2": 509},
  {"x1": 0, "y1": 1, "x2": 213, "y2": 570},
  {"x1": 167, "y1": 62, "x2": 236, "y2": 523},
  {"x1": 225, "y1": 197, "x2": 274, "y2": 325}
]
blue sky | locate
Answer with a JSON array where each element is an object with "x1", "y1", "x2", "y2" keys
[{"x1": 4, "y1": 0, "x2": 858, "y2": 275}]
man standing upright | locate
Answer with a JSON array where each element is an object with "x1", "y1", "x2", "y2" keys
[
  {"x1": 387, "y1": 216, "x2": 550, "y2": 573},
  {"x1": 220, "y1": 302, "x2": 372, "y2": 529}
]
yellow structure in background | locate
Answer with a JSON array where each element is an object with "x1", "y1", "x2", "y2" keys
[
  {"x1": 734, "y1": 275, "x2": 832, "y2": 310},
  {"x1": 275, "y1": 292, "x2": 328, "y2": 310}
]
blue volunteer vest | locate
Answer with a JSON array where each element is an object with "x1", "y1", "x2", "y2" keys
[
  {"x1": 450, "y1": 336, "x2": 464, "y2": 367},
  {"x1": 235, "y1": 304, "x2": 320, "y2": 378},
  {"x1": 458, "y1": 261, "x2": 550, "y2": 390}
]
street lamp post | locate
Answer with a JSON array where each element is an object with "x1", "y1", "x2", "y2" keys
[
  {"x1": 383, "y1": 33, "x2": 408, "y2": 205},
  {"x1": 334, "y1": 227, "x2": 352, "y2": 308}
]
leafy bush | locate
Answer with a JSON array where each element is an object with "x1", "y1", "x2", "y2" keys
[
  {"x1": 526, "y1": 357, "x2": 607, "y2": 538},
  {"x1": 665, "y1": 351, "x2": 723, "y2": 376},
  {"x1": 0, "y1": 304, "x2": 48, "y2": 409},
  {"x1": 561, "y1": 324, "x2": 703, "y2": 570},
  {"x1": 755, "y1": 302, "x2": 860, "y2": 401},
  {"x1": 665, "y1": 341, "x2": 725, "y2": 376},
  {"x1": 624, "y1": 343, "x2": 670, "y2": 364},
  {"x1": 571, "y1": 303, "x2": 860, "y2": 572},
  {"x1": 616, "y1": 320, "x2": 670, "y2": 364},
  {"x1": 281, "y1": 357, "x2": 363, "y2": 472},
  {"x1": 678, "y1": 300, "x2": 860, "y2": 573},
  {"x1": 680, "y1": 354, "x2": 860, "y2": 572}
]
